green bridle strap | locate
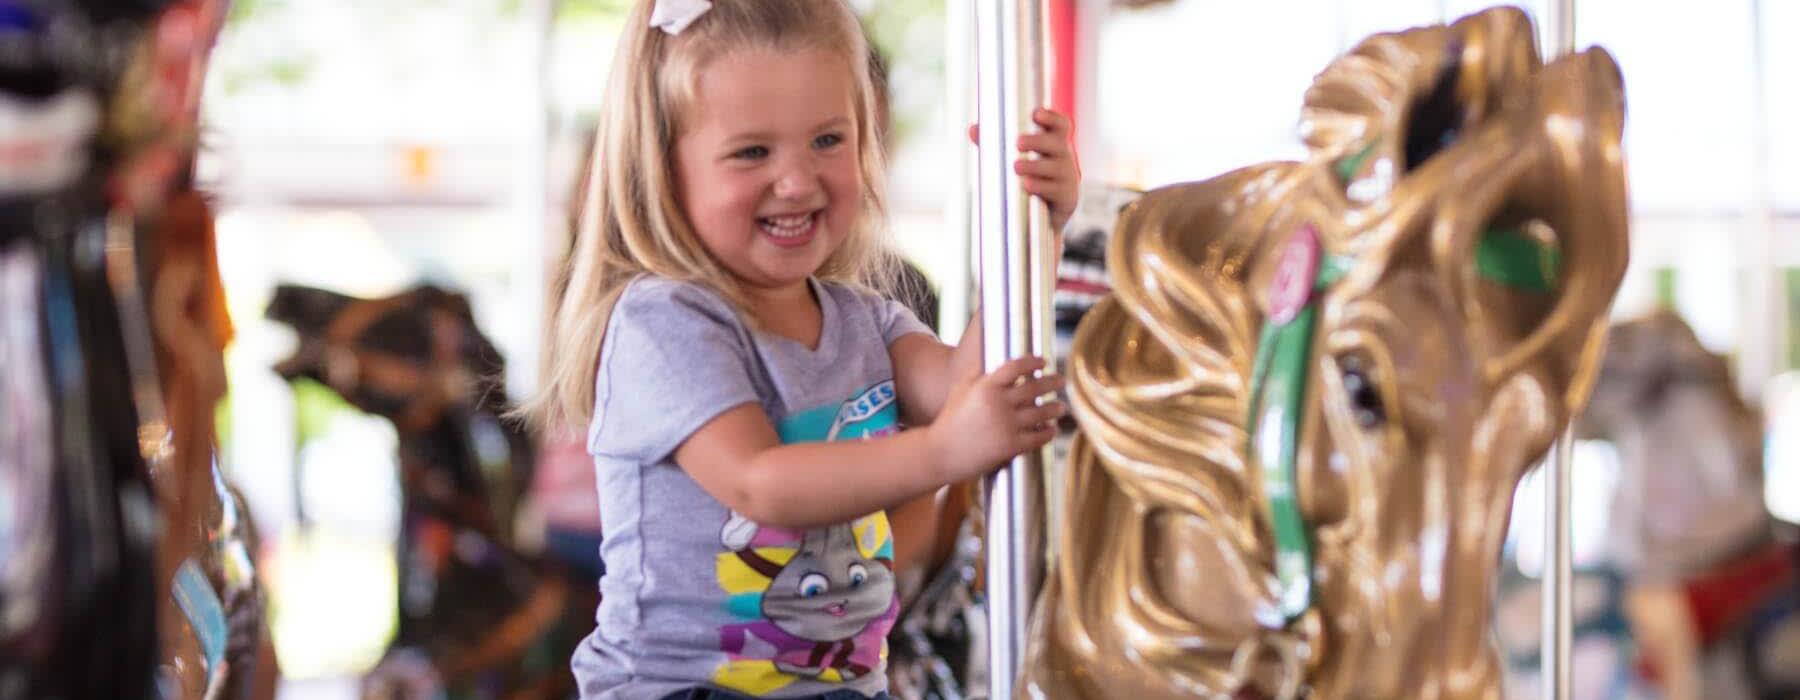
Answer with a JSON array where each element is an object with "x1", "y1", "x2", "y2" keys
[
  {"x1": 1477, "y1": 226, "x2": 1562, "y2": 293},
  {"x1": 1333, "y1": 142, "x2": 1378, "y2": 182},
  {"x1": 1247, "y1": 246, "x2": 1348, "y2": 622},
  {"x1": 1248, "y1": 221, "x2": 1557, "y2": 624}
]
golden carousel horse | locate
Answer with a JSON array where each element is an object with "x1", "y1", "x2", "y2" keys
[
  {"x1": 1023, "y1": 8, "x2": 1629, "y2": 699},
  {"x1": 1580, "y1": 310, "x2": 1800, "y2": 700}
]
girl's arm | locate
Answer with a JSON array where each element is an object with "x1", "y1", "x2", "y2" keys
[
  {"x1": 889, "y1": 311, "x2": 984, "y2": 427},
  {"x1": 675, "y1": 356, "x2": 1062, "y2": 530}
]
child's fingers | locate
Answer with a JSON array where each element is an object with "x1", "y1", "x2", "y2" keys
[
  {"x1": 1007, "y1": 373, "x2": 1064, "y2": 405},
  {"x1": 1032, "y1": 107, "x2": 1071, "y2": 132},
  {"x1": 974, "y1": 109, "x2": 1067, "y2": 141},
  {"x1": 1016, "y1": 402, "x2": 1066, "y2": 429},
  {"x1": 987, "y1": 355, "x2": 1048, "y2": 387},
  {"x1": 1017, "y1": 422, "x2": 1057, "y2": 449},
  {"x1": 1021, "y1": 177, "x2": 1077, "y2": 210},
  {"x1": 1020, "y1": 175, "x2": 1070, "y2": 194},
  {"x1": 1014, "y1": 158, "x2": 1070, "y2": 179},
  {"x1": 968, "y1": 123, "x2": 979, "y2": 145},
  {"x1": 1016, "y1": 131, "x2": 1071, "y2": 159}
]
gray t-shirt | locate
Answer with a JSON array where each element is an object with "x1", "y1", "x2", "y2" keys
[{"x1": 574, "y1": 276, "x2": 932, "y2": 699}]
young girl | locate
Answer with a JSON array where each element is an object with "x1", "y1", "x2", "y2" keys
[{"x1": 529, "y1": 2, "x2": 1080, "y2": 698}]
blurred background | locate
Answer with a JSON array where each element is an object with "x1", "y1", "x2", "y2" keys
[{"x1": 181, "y1": 1, "x2": 1797, "y2": 698}]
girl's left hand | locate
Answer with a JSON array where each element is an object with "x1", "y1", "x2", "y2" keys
[
  {"x1": 968, "y1": 108, "x2": 1082, "y2": 234},
  {"x1": 1017, "y1": 108, "x2": 1081, "y2": 233}
]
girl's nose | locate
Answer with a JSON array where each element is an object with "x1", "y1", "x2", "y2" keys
[{"x1": 772, "y1": 158, "x2": 822, "y2": 201}]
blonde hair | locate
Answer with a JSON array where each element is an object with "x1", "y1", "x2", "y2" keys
[{"x1": 523, "y1": 0, "x2": 891, "y2": 432}]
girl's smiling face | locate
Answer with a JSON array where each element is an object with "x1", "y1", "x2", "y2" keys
[{"x1": 673, "y1": 47, "x2": 864, "y2": 299}]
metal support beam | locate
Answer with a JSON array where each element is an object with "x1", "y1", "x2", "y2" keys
[
  {"x1": 976, "y1": 0, "x2": 1051, "y2": 696},
  {"x1": 1744, "y1": 0, "x2": 1782, "y2": 399},
  {"x1": 1541, "y1": 429, "x2": 1574, "y2": 700},
  {"x1": 943, "y1": 0, "x2": 975, "y2": 341},
  {"x1": 509, "y1": 0, "x2": 554, "y2": 397},
  {"x1": 1540, "y1": 4, "x2": 1576, "y2": 700}
]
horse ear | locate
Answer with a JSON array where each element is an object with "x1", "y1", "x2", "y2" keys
[
  {"x1": 1431, "y1": 48, "x2": 1629, "y2": 412},
  {"x1": 1301, "y1": 6, "x2": 1540, "y2": 196},
  {"x1": 265, "y1": 283, "x2": 357, "y2": 334},
  {"x1": 442, "y1": 288, "x2": 478, "y2": 323}
]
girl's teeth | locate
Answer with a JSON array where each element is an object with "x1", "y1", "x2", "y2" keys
[{"x1": 761, "y1": 213, "x2": 813, "y2": 237}]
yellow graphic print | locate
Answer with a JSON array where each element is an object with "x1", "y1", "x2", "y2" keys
[
  {"x1": 712, "y1": 512, "x2": 898, "y2": 694},
  {"x1": 717, "y1": 547, "x2": 797, "y2": 596}
]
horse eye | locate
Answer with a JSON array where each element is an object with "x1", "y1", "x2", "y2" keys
[{"x1": 1338, "y1": 354, "x2": 1386, "y2": 428}]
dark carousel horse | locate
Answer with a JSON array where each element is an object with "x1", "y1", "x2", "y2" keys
[
  {"x1": 0, "y1": 136, "x2": 165, "y2": 700},
  {"x1": 266, "y1": 282, "x2": 586, "y2": 700},
  {"x1": 3, "y1": 1, "x2": 275, "y2": 699}
]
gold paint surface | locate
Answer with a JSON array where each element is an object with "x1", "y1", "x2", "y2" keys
[{"x1": 1022, "y1": 8, "x2": 1629, "y2": 699}]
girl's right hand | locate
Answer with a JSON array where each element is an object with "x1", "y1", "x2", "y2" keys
[{"x1": 927, "y1": 356, "x2": 1067, "y2": 481}]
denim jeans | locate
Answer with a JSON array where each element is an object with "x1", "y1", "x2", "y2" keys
[
  {"x1": 543, "y1": 527, "x2": 605, "y2": 580},
  {"x1": 658, "y1": 689, "x2": 891, "y2": 700}
]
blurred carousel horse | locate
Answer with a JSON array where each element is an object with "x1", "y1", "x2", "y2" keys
[
  {"x1": 1053, "y1": 184, "x2": 1143, "y2": 345},
  {"x1": 144, "y1": 190, "x2": 279, "y2": 700},
  {"x1": 1579, "y1": 310, "x2": 1800, "y2": 700},
  {"x1": 266, "y1": 282, "x2": 585, "y2": 700},
  {"x1": 1, "y1": 1, "x2": 274, "y2": 698},
  {"x1": 1023, "y1": 8, "x2": 1630, "y2": 699},
  {"x1": 1492, "y1": 562, "x2": 1644, "y2": 699},
  {"x1": 884, "y1": 469, "x2": 982, "y2": 700},
  {"x1": 0, "y1": 98, "x2": 164, "y2": 700}
]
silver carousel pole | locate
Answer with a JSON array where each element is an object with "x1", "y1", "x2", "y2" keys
[
  {"x1": 1542, "y1": 430, "x2": 1574, "y2": 700},
  {"x1": 976, "y1": 0, "x2": 1051, "y2": 697},
  {"x1": 1541, "y1": 6, "x2": 1576, "y2": 700},
  {"x1": 943, "y1": 0, "x2": 975, "y2": 341},
  {"x1": 1745, "y1": 0, "x2": 1781, "y2": 402}
]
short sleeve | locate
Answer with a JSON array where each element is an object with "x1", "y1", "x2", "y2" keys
[
  {"x1": 875, "y1": 295, "x2": 933, "y2": 345},
  {"x1": 588, "y1": 279, "x2": 761, "y2": 463}
]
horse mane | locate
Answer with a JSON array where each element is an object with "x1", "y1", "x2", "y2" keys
[
  {"x1": 1030, "y1": 164, "x2": 1318, "y2": 696},
  {"x1": 1039, "y1": 154, "x2": 1467, "y2": 694}
]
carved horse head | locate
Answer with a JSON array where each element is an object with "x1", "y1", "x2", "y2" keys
[
  {"x1": 1581, "y1": 310, "x2": 1770, "y2": 582},
  {"x1": 267, "y1": 283, "x2": 571, "y2": 698},
  {"x1": 267, "y1": 283, "x2": 532, "y2": 542},
  {"x1": 1581, "y1": 310, "x2": 1800, "y2": 700},
  {"x1": 1025, "y1": 8, "x2": 1628, "y2": 699}
]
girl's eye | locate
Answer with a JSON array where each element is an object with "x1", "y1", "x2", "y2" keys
[
  {"x1": 813, "y1": 133, "x2": 844, "y2": 150},
  {"x1": 732, "y1": 145, "x2": 769, "y2": 161},
  {"x1": 847, "y1": 563, "x2": 868, "y2": 588},
  {"x1": 798, "y1": 573, "x2": 828, "y2": 598}
]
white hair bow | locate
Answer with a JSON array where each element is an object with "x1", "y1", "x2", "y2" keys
[{"x1": 650, "y1": 0, "x2": 712, "y2": 35}]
